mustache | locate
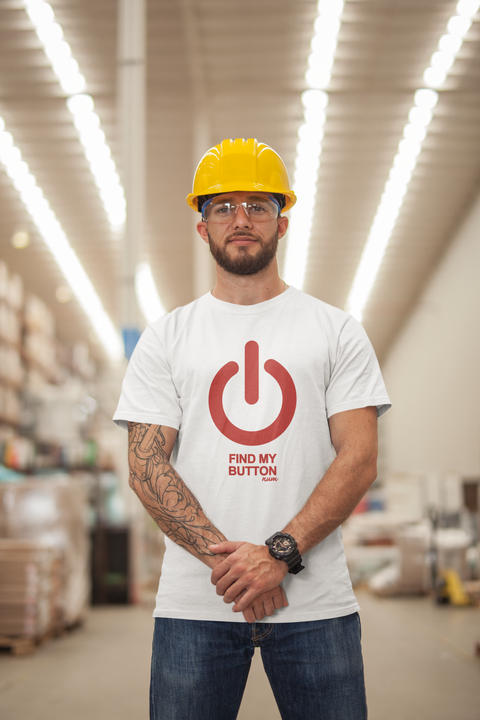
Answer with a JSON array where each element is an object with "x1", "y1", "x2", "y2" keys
[{"x1": 226, "y1": 231, "x2": 259, "y2": 242}]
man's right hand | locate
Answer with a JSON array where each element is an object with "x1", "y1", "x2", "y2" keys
[
  {"x1": 208, "y1": 543, "x2": 288, "y2": 623},
  {"x1": 209, "y1": 545, "x2": 288, "y2": 623},
  {"x1": 241, "y1": 585, "x2": 288, "y2": 624}
]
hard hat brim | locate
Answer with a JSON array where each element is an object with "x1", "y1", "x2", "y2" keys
[{"x1": 186, "y1": 185, "x2": 297, "y2": 213}]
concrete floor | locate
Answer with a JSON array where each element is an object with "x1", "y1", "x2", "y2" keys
[{"x1": 0, "y1": 589, "x2": 479, "y2": 720}]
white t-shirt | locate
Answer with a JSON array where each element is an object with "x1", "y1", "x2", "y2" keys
[{"x1": 114, "y1": 287, "x2": 391, "y2": 623}]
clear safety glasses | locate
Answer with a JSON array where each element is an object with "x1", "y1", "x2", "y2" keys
[{"x1": 202, "y1": 196, "x2": 281, "y2": 223}]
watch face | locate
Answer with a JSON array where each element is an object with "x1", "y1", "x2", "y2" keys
[{"x1": 272, "y1": 536, "x2": 294, "y2": 555}]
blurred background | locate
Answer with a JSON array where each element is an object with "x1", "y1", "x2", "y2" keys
[{"x1": 0, "y1": 1, "x2": 479, "y2": 719}]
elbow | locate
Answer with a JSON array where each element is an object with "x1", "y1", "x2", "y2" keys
[{"x1": 128, "y1": 471, "x2": 140, "y2": 493}]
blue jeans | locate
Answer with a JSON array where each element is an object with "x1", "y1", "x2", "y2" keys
[{"x1": 150, "y1": 613, "x2": 367, "y2": 720}]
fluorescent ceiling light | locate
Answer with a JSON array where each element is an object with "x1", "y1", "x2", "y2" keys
[
  {"x1": 0, "y1": 115, "x2": 123, "y2": 361},
  {"x1": 23, "y1": 0, "x2": 165, "y2": 340},
  {"x1": 346, "y1": 0, "x2": 479, "y2": 321},
  {"x1": 135, "y1": 264, "x2": 166, "y2": 325},
  {"x1": 65, "y1": 94, "x2": 126, "y2": 229},
  {"x1": 283, "y1": 0, "x2": 344, "y2": 287},
  {"x1": 24, "y1": 0, "x2": 126, "y2": 230}
]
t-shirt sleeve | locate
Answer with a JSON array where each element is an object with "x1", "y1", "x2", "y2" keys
[
  {"x1": 325, "y1": 316, "x2": 391, "y2": 419},
  {"x1": 113, "y1": 324, "x2": 182, "y2": 430}
]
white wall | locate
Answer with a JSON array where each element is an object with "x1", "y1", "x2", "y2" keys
[{"x1": 381, "y1": 189, "x2": 480, "y2": 477}]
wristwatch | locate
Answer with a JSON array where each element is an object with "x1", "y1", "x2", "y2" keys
[{"x1": 265, "y1": 532, "x2": 305, "y2": 574}]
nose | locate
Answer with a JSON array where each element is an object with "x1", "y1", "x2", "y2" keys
[{"x1": 233, "y1": 203, "x2": 253, "y2": 228}]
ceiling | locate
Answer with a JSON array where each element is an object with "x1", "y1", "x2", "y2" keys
[{"x1": 0, "y1": 0, "x2": 479, "y2": 369}]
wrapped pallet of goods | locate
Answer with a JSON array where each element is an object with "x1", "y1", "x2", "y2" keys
[{"x1": 0, "y1": 477, "x2": 90, "y2": 651}]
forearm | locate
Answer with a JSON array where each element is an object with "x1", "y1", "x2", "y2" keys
[
  {"x1": 284, "y1": 436, "x2": 377, "y2": 554},
  {"x1": 129, "y1": 422, "x2": 287, "y2": 622},
  {"x1": 211, "y1": 407, "x2": 378, "y2": 613},
  {"x1": 128, "y1": 422, "x2": 226, "y2": 568},
  {"x1": 211, "y1": 442, "x2": 376, "y2": 611}
]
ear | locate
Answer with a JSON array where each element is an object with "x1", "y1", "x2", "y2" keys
[
  {"x1": 277, "y1": 216, "x2": 289, "y2": 240},
  {"x1": 196, "y1": 221, "x2": 209, "y2": 244}
]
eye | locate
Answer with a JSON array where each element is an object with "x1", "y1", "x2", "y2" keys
[
  {"x1": 248, "y1": 203, "x2": 267, "y2": 214},
  {"x1": 212, "y1": 203, "x2": 231, "y2": 215}
]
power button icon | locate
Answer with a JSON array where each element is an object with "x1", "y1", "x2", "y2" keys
[{"x1": 208, "y1": 341, "x2": 297, "y2": 446}]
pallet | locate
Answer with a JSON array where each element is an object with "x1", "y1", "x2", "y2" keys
[
  {"x1": 0, "y1": 635, "x2": 39, "y2": 656},
  {"x1": 0, "y1": 619, "x2": 84, "y2": 656}
]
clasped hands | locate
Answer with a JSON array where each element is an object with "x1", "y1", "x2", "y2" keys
[{"x1": 209, "y1": 541, "x2": 289, "y2": 624}]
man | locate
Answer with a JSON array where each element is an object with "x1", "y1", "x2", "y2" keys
[{"x1": 114, "y1": 138, "x2": 391, "y2": 719}]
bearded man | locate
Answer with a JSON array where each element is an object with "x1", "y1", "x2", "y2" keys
[{"x1": 114, "y1": 138, "x2": 391, "y2": 720}]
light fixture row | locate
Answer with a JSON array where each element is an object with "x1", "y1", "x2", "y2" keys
[
  {"x1": 283, "y1": 0, "x2": 344, "y2": 288},
  {"x1": 66, "y1": 94, "x2": 126, "y2": 230},
  {"x1": 21, "y1": 0, "x2": 165, "y2": 341},
  {"x1": 424, "y1": 0, "x2": 480, "y2": 88},
  {"x1": 25, "y1": 0, "x2": 126, "y2": 231},
  {"x1": 346, "y1": 0, "x2": 480, "y2": 321},
  {"x1": 0, "y1": 116, "x2": 123, "y2": 361}
]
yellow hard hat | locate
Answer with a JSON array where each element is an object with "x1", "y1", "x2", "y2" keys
[{"x1": 186, "y1": 138, "x2": 297, "y2": 213}]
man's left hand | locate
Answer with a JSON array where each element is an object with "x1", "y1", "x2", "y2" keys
[{"x1": 209, "y1": 541, "x2": 288, "y2": 612}]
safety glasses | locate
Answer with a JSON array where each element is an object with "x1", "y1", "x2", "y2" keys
[{"x1": 202, "y1": 196, "x2": 280, "y2": 223}]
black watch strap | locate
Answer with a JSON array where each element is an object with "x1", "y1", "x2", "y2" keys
[{"x1": 285, "y1": 550, "x2": 305, "y2": 574}]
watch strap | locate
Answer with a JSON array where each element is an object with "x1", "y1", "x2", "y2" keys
[{"x1": 284, "y1": 548, "x2": 305, "y2": 574}]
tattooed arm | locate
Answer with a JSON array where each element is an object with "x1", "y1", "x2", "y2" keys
[
  {"x1": 127, "y1": 421, "x2": 288, "y2": 621},
  {"x1": 128, "y1": 422, "x2": 226, "y2": 566}
]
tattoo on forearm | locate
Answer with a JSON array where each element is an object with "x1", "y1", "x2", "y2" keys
[{"x1": 128, "y1": 423, "x2": 223, "y2": 556}]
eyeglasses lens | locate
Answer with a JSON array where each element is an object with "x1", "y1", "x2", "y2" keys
[{"x1": 205, "y1": 199, "x2": 278, "y2": 223}]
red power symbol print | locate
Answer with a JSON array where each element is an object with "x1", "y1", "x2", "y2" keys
[{"x1": 208, "y1": 341, "x2": 297, "y2": 446}]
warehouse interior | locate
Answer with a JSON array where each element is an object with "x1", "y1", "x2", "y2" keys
[{"x1": 0, "y1": 0, "x2": 479, "y2": 718}]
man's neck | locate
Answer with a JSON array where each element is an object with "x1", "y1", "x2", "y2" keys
[{"x1": 211, "y1": 262, "x2": 287, "y2": 306}]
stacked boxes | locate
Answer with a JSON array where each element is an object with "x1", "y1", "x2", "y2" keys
[
  {"x1": 0, "y1": 539, "x2": 62, "y2": 638},
  {"x1": 0, "y1": 478, "x2": 90, "y2": 636},
  {"x1": 0, "y1": 260, "x2": 23, "y2": 425},
  {"x1": 23, "y1": 293, "x2": 61, "y2": 387}
]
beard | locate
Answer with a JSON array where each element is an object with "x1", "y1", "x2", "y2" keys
[{"x1": 207, "y1": 228, "x2": 279, "y2": 276}]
